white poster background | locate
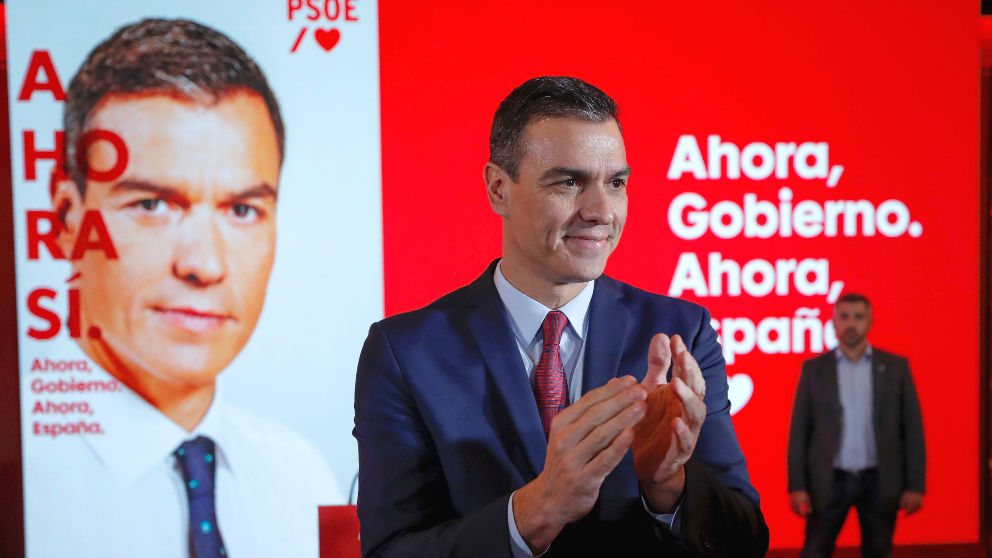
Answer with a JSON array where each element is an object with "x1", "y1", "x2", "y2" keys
[{"x1": 7, "y1": 0, "x2": 381, "y2": 554}]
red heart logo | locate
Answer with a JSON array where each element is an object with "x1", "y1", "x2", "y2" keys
[{"x1": 314, "y1": 28, "x2": 340, "y2": 52}]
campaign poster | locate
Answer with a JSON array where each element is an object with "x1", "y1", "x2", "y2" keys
[{"x1": 6, "y1": 1, "x2": 381, "y2": 556}]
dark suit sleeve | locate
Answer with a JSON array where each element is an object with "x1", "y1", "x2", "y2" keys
[
  {"x1": 354, "y1": 323, "x2": 511, "y2": 557},
  {"x1": 678, "y1": 459, "x2": 770, "y2": 557},
  {"x1": 900, "y1": 359, "x2": 926, "y2": 493},
  {"x1": 787, "y1": 361, "x2": 812, "y2": 493},
  {"x1": 676, "y1": 307, "x2": 769, "y2": 556}
]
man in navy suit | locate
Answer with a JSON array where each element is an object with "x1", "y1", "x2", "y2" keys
[{"x1": 354, "y1": 76, "x2": 768, "y2": 557}]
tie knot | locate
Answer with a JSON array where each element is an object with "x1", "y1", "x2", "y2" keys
[{"x1": 541, "y1": 310, "x2": 568, "y2": 346}]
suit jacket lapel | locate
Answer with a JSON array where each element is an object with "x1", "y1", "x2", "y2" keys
[
  {"x1": 583, "y1": 276, "x2": 632, "y2": 393},
  {"x1": 821, "y1": 351, "x2": 840, "y2": 414},
  {"x1": 871, "y1": 351, "x2": 886, "y2": 434},
  {"x1": 464, "y1": 262, "x2": 547, "y2": 479}
]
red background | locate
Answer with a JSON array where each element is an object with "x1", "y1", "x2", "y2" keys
[{"x1": 378, "y1": 0, "x2": 980, "y2": 550}]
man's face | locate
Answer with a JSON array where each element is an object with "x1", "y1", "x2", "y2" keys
[
  {"x1": 60, "y1": 91, "x2": 280, "y2": 391},
  {"x1": 832, "y1": 301, "x2": 873, "y2": 349},
  {"x1": 494, "y1": 117, "x2": 629, "y2": 290}
]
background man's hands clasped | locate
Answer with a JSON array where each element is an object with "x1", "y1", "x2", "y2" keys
[{"x1": 514, "y1": 333, "x2": 707, "y2": 552}]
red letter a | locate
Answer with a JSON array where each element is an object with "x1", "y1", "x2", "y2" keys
[
  {"x1": 70, "y1": 210, "x2": 118, "y2": 260},
  {"x1": 17, "y1": 50, "x2": 66, "y2": 102}
]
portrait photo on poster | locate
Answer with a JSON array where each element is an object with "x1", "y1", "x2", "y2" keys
[{"x1": 6, "y1": 1, "x2": 382, "y2": 556}]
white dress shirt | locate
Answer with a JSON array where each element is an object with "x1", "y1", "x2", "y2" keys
[
  {"x1": 494, "y1": 262, "x2": 594, "y2": 407},
  {"x1": 833, "y1": 346, "x2": 878, "y2": 472},
  {"x1": 23, "y1": 346, "x2": 342, "y2": 558},
  {"x1": 494, "y1": 263, "x2": 676, "y2": 558}
]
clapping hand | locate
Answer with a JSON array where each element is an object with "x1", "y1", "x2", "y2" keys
[{"x1": 631, "y1": 333, "x2": 707, "y2": 512}]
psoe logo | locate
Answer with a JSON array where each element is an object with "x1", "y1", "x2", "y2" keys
[{"x1": 287, "y1": 0, "x2": 360, "y2": 53}]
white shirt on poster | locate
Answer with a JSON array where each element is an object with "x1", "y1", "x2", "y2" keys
[{"x1": 23, "y1": 347, "x2": 342, "y2": 558}]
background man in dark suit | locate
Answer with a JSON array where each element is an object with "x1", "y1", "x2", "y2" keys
[
  {"x1": 354, "y1": 76, "x2": 768, "y2": 557},
  {"x1": 788, "y1": 293, "x2": 925, "y2": 557}
]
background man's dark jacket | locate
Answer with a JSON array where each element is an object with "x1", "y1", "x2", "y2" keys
[{"x1": 787, "y1": 349, "x2": 925, "y2": 511}]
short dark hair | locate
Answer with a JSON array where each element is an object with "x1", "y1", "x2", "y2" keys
[
  {"x1": 63, "y1": 18, "x2": 284, "y2": 194},
  {"x1": 836, "y1": 292, "x2": 871, "y2": 310},
  {"x1": 490, "y1": 76, "x2": 620, "y2": 180}
]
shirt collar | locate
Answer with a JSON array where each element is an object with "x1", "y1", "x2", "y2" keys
[
  {"x1": 835, "y1": 344, "x2": 872, "y2": 364},
  {"x1": 494, "y1": 260, "x2": 594, "y2": 344},
  {"x1": 82, "y1": 363, "x2": 233, "y2": 487}
]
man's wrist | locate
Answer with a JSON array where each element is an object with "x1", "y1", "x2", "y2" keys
[
  {"x1": 512, "y1": 480, "x2": 562, "y2": 554},
  {"x1": 508, "y1": 492, "x2": 538, "y2": 558},
  {"x1": 640, "y1": 466, "x2": 686, "y2": 513}
]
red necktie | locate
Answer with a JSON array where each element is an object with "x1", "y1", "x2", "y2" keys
[{"x1": 535, "y1": 311, "x2": 568, "y2": 438}]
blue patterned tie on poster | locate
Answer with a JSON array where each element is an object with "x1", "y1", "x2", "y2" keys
[{"x1": 5, "y1": 1, "x2": 382, "y2": 556}]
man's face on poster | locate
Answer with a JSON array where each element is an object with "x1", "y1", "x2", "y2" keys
[{"x1": 56, "y1": 90, "x2": 280, "y2": 392}]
